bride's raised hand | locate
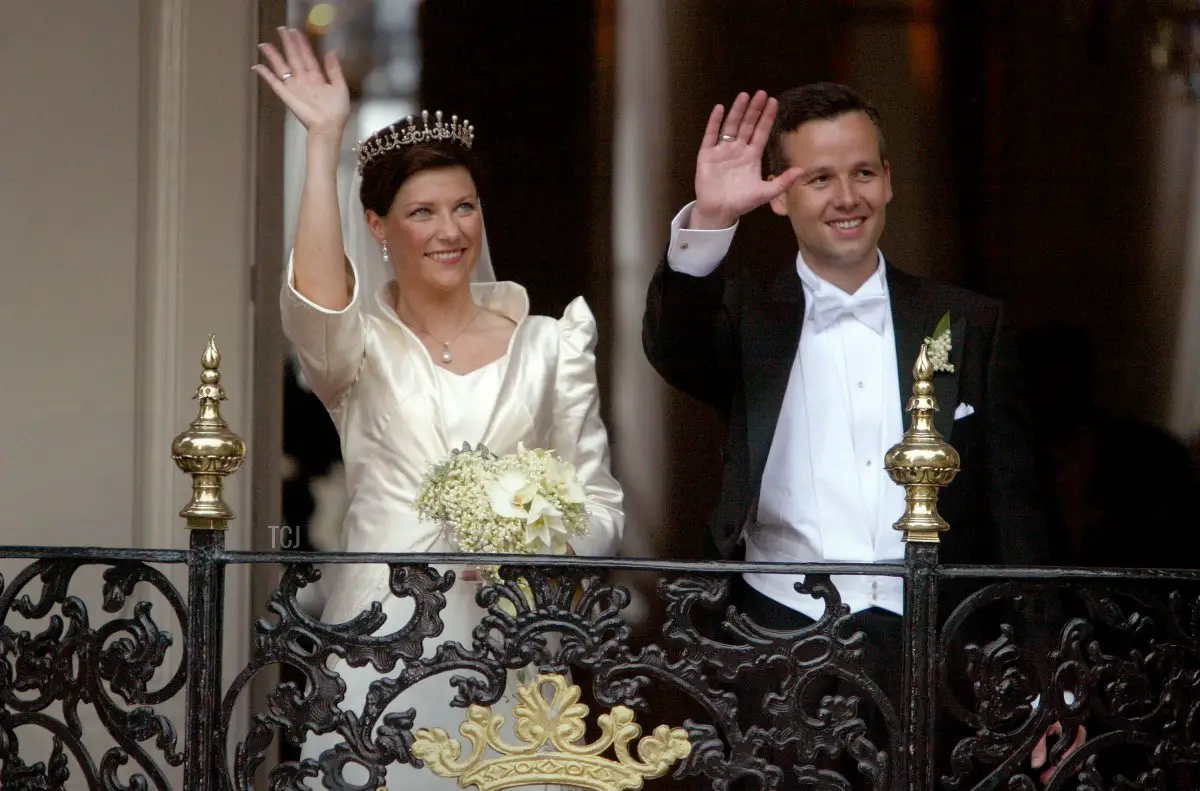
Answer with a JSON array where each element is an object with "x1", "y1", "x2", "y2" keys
[{"x1": 254, "y1": 27, "x2": 350, "y2": 140}]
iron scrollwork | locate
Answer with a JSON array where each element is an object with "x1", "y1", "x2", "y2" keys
[
  {"x1": 219, "y1": 562, "x2": 636, "y2": 790},
  {"x1": 3, "y1": 548, "x2": 1199, "y2": 791},
  {"x1": 219, "y1": 562, "x2": 452, "y2": 791},
  {"x1": 0, "y1": 558, "x2": 188, "y2": 791},
  {"x1": 223, "y1": 563, "x2": 903, "y2": 791},
  {"x1": 608, "y1": 572, "x2": 902, "y2": 791},
  {"x1": 938, "y1": 580, "x2": 1200, "y2": 790}
]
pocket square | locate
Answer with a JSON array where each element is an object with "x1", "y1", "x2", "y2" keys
[{"x1": 954, "y1": 402, "x2": 975, "y2": 420}]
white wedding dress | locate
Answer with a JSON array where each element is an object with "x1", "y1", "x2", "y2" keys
[{"x1": 280, "y1": 253, "x2": 624, "y2": 790}]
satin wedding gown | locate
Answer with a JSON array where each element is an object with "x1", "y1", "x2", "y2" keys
[{"x1": 280, "y1": 255, "x2": 624, "y2": 790}]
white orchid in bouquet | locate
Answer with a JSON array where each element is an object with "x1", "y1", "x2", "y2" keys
[{"x1": 414, "y1": 441, "x2": 591, "y2": 582}]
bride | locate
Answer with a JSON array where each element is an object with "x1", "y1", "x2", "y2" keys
[{"x1": 255, "y1": 28, "x2": 625, "y2": 790}]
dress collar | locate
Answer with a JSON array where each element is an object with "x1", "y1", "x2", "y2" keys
[{"x1": 374, "y1": 280, "x2": 532, "y2": 328}]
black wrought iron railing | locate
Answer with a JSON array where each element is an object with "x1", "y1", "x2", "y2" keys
[
  {"x1": 2, "y1": 339, "x2": 1196, "y2": 791},
  {"x1": 3, "y1": 543, "x2": 1199, "y2": 791}
]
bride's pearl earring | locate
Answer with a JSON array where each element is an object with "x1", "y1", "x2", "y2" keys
[{"x1": 381, "y1": 242, "x2": 390, "y2": 264}]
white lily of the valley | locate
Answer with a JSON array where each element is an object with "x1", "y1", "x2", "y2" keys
[
  {"x1": 544, "y1": 456, "x2": 586, "y2": 504},
  {"x1": 485, "y1": 469, "x2": 538, "y2": 520}
]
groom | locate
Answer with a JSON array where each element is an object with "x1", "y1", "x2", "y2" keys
[{"x1": 642, "y1": 83, "x2": 1050, "y2": 715}]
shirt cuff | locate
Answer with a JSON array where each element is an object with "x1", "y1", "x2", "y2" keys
[{"x1": 666, "y1": 201, "x2": 738, "y2": 278}]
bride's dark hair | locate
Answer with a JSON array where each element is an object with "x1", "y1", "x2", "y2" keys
[{"x1": 359, "y1": 141, "x2": 484, "y2": 217}]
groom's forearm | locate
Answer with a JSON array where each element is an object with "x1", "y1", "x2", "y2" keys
[{"x1": 643, "y1": 250, "x2": 737, "y2": 410}]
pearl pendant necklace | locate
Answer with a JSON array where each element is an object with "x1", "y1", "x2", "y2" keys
[{"x1": 400, "y1": 306, "x2": 482, "y2": 365}]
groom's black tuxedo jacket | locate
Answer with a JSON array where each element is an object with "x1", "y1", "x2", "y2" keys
[{"x1": 643, "y1": 252, "x2": 1050, "y2": 568}]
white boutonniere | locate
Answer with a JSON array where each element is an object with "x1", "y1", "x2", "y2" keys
[{"x1": 924, "y1": 312, "x2": 954, "y2": 373}]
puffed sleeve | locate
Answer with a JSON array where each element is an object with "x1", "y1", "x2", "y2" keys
[
  {"x1": 553, "y1": 297, "x2": 625, "y2": 558},
  {"x1": 279, "y1": 250, "x2": 366, "y2": 411}
]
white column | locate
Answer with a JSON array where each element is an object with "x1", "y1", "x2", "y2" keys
[
  {"x1": 1166, "y1": 102, "x2": 1200, "y2": 440},
  {"x1": 135, "y1": 0, "x2": 258, "y2": 766},
  {"x1": 610, "y1": 0, "x2": 670, "y2": 619},
  {"x1": 0, "y1": 0, "x2": 259, "y2": 773},
  {"x1": 612, "y1": 0, "x2": 669, "y2": 554}
]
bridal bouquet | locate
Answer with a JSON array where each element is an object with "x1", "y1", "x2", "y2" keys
[{"x1": 415, "y1": 442, "x2": 591, "y2": 582}]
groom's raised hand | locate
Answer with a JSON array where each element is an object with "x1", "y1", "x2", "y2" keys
[{"x1": 689, "y1": 90, "x2": 806, "y2": 231}]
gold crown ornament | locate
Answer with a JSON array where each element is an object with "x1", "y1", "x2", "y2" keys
[
  {"x1": 355, "y1": 109, "x2": 475, "y2": 174},
  {"x1": 410, "y1": 673, "x2": 692, "y2": 791}
]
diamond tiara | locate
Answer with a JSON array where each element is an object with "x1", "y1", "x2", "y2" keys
[{"x1": 354, "y1": 110, "x2": 475, "y2": 174}]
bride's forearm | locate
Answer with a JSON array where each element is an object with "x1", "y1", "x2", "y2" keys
[{"x1": 292, "y1": 132, "x2": 351, "y2": 310}]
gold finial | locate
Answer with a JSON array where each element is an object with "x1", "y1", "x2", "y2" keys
[
  {"x1": 171, "y1": 335, "x2": 247, "y2": 530},
  {"x1": 883, "y1": 342, "x2": 961, "y2": 542},
  {"x1": 412, "y1": 673, "x2": 691, "y2": 791}
]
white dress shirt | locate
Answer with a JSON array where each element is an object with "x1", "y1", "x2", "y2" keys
[{"x1": 667, "y1": 201, "x2": 907, "y2": 618}]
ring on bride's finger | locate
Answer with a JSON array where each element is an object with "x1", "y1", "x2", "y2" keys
[
  {"x1": 719, "y1": 134, "x2": 736, "y2": 142},
  {"x1": 281, "y1": 72, "x2": 293, "y2": 81}
]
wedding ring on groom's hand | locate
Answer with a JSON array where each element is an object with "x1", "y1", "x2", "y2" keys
[
  {"x1": 719, "y1": 134, "x2": 736, "y2": 142},
  {"x1": 281, "y1": 72, "x2": 292, "y2": 81}
]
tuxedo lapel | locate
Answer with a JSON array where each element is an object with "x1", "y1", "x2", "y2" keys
[
  {"x1": 886, "y1": 266, "x2": 960, "y2": 441},
  {"x1": 744, "y1": 270, "x2": 804, "y2": 486},
  {"x1": 743, "y1": 264, "x2": 963, "y2": 487}
]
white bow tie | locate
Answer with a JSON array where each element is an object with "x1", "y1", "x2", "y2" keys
[{"x1": 807, "y1": 291, "x2": 889, "y2": 334}]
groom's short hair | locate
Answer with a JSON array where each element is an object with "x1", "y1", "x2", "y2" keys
[{"x1": 765, "y1": 82, "x2": 888, "y2": 176}]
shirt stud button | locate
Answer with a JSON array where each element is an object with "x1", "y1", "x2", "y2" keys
[{"x1": 679, "y1": 242, "x2": 690, "y2": 250}]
